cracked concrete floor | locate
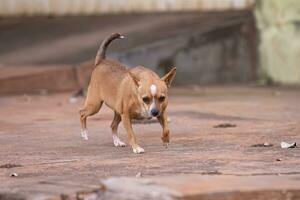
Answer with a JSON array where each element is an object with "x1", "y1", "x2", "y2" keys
[{"x1": 0, "y1": 86, "x2": 300, "y2": 197}]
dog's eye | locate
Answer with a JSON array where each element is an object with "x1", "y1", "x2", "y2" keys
[
  {"x1": 158, "y1": 96, "x2": 165, "y2": 102},
  {"x1": 142, "y1": 97, "x2": 150, "y2": 104}
]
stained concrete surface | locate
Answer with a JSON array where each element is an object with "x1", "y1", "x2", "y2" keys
[{"x1": 0, "y1": 86, "x2": 300, "y2": 199}]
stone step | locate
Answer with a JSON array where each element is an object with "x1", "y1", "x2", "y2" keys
[{"x1": 0, "y1": 65, "x2": 79, "y2": 95}]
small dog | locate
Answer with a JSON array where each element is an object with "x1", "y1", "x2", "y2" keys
[{"x1": 79, "y1": 33, "x2": 176, "y2": 154}]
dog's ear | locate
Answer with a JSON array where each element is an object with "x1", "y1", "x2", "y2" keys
[
  {"x1": 128, "y1": 71, "x2": 140, "y2": 86},
  {"x1": 161, "y1": 67, "x2": 176, "y2": 88}
]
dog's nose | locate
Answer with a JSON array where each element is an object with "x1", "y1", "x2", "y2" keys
[{"x1": 151, "y1": 109, "x2": 159, "y2": 117}]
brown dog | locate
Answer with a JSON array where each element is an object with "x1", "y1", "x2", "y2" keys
[{"x1": 79, "y1": 33, "x2": 176, "y2": 154}]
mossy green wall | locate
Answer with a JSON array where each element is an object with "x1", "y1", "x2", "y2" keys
[{"x1": 255, "y1": 0, "x2": 300, "y2": 84}]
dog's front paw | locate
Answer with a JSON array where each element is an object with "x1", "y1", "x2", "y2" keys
[
  {"x1": 163, "y1": 142, "x2": 169, "y2": 149},
  {"x1": 81, "y1": 130, "x2": 89, "y2": 140},
  {"x1": 132, "y1": 146, "x2": 145, "y2": 154},
  {"x1": 113, "y1": 138, "x2": 126, "y2": 147},
  {"x1": 162, "y1": 135, "x2": 169, "y2": 149}
]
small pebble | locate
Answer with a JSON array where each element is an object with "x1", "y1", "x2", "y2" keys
[
  {"x1": 213, "y1": 123, "x2": 237, "y2": 128},
  {"x1": 281, "y1": 142, "x2": 296, "y2": 149},
  {"x1": 69, "y1": 97, "x2": 78, "y2": 104},
  {"x1": 135, "y1": 172, "x2": 142, "y2": 178},
  {"x1": 204, "y1": 170, "x2": 222, "y2": 175},
  {"x1": 251, "y1": 143, "x2": 273, "y2": 147},
  {"x1": 263, "y1": 142, "x2": 273, "y2": 147},
  {"x1": 10, "y1": 173, "x2": 18, "y2": 177}
]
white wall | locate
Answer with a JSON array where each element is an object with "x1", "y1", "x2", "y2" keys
[{"x1": 0, "y1": 0, "x2": 254, "y2": 16}]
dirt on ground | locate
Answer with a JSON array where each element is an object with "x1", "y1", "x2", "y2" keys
[{"x1": 0, "y1": 86, "x2": 300, "y2": 198}]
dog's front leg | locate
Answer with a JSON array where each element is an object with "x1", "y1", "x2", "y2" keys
[
  {"x1": 121, "y1": 114, "x2": 145, "y2": 154},
  {"x1": 158, "y1": 112, "x2": 170, "y2": 148}
]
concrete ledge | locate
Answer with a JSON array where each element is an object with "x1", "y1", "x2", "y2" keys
[
  {"x1": 0, "y1": 65, "x2": 79, "y2": 95},
  {"x1": 3, "y1": 175, "x2": 299, "y2": 200},
  {"x1": 88, "y1": 175, "x2": 300, "y2": 200},
  {"x1": 0, "y1": 62, "x2": 96, "y2": 95}
]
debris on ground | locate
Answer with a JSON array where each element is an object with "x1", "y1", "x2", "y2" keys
[
  {"x1": 10, "y1": 173, "x2": 18, "y2": 177},
  {"x1": 202, "y1": 170, "x2": 222, "y2": 175},
  {"x1": 213, "y1": 123, "x2": 237, "y2": 128},
  {"x1": 135, "y1": 172, "x2": 143, "y2": 178},
  {"x1": 280, "y1": 142, "x2": 297, "y2": 149},
  {"x1": 69, "y1": 97, "x2": 78, "y2": 104},
  {"x1": 276, "y1": 158, "x2": 282, "y2": 161},
  {"x1": 0, "y1": 163, "x2": 22, "y2": 169},
  {"x1": 251, "y1": 143, "x2": 273, "y2": 147}
]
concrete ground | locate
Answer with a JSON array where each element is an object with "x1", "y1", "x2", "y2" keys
[{"x1": 0, "y1": 86, "x2": 300, "y2": 199}]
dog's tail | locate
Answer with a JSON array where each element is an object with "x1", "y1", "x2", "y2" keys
[{"x1": 94, "y1": 33, "x2": 125, "y2": 66}]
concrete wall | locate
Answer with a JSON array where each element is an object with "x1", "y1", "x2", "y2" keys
[
  {"x1": 0, "y1": 0, "x2": 254, "y2": 16},
  {"x1": 112, "y1": 14, "x2": 256, "y2": 85},
  {"x1": 116, "y1": 35, "x2": 253, "y2": 85},
  {"x1": 255, "y1": 0, "x2": 300, "y2": 84}
]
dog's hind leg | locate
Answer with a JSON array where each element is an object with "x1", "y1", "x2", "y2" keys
[
  {"x1": 79, "y1": 100, "x2": 103, "y2": 140},
  {"x1": 110, "y1": 111, "x2": 126, "y2": 147}
]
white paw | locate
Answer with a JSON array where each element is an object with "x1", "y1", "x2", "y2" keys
[
  {"x1": 132, "y1": 146, "x2": 145, "y2": 154},
  {"x1": 163, "y1": 142, "x2": 169, "y2": 149},
  {"x1": 113, "y1": 137, "x2": 126, "y2": 147},
  {"x1": 81, "y1": 130, "x2": 88, "y2": 140}
]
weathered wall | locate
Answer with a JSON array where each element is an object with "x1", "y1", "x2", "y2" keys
[
  {"x1": 112, "y1": 13, "x2": 256, "y2": 85},
  {"x1": 255, "y1": 0, "x2": 300, "y2": 84},
  {"x1": 0, "y1": 0, "x2": 254, "y2": 16},
  {"x1": 116, "y1": 35, "x2": 253, "y2": 85}
]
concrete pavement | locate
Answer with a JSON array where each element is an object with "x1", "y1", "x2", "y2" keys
[{"x1": 0, "y1": 86, "x2": 300, "y2": 199}]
